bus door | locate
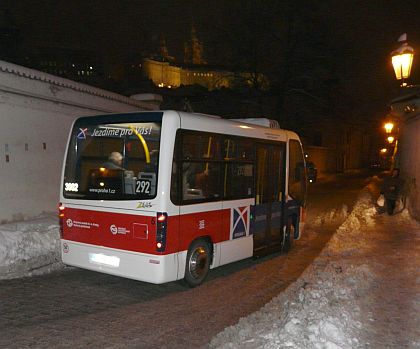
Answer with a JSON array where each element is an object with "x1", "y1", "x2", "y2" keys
[{"x1": 252, "y1": 143, "x2": 285, "y2": 254}]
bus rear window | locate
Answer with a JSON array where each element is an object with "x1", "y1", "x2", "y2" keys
[{"x1": 63, "y1": 121, "x2": 161, "y2": 200}]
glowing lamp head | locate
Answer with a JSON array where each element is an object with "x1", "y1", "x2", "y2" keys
[
  {"x1": 391, "y1": 35, "x2": 414, "y2": 81},
  {"x1": 384, "y1": 122, "x2": 394, "y2": 134},
  {"x1": 387, "y1": 136, "x2": 395, "y2": 144},
  {"x1": 380, "y1": 148, "x2": 388, "y2": 154},
  {"x1": 392, "y1": 52, "x2": 414, "y2": 80}
]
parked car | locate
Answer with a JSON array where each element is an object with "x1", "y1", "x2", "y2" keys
[{"x1": 306, "y1": 161, "x2": 317, "y2": 183}]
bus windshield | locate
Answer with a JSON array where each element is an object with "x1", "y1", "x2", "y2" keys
[{"x1": 63, "y1": 120, "x2": 161, "y2": 200}]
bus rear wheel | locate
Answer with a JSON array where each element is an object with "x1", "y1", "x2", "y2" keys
[
  {"x1": 282, "y1": 219, "x2": 294, "y2": 253},
  {"x1": 184, "y1": 239, "x2": 211, "y2": 287}
]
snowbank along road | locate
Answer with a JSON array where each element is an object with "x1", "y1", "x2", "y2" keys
[{"x1": 210, "y1": 175, "x2": 420, "y2": 349}]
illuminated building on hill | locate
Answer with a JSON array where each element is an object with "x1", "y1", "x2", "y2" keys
[{"x1": 143, "y1": 26, "x2": 268, "y2": 91}]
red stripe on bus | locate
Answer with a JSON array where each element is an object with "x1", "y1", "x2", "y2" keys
[{"x1": 61, "y1": 208, "x2": 231, "y2": 255}]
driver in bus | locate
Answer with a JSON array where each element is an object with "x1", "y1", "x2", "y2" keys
[{"x1": 103, "y1": 151, "x2": 125, "y2": 170}]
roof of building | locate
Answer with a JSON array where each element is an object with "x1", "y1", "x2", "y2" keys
[{"x1": 0, "y1": 60, "x2": 159, "y2": 110}]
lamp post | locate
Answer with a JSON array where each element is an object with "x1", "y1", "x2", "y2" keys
[{"x1": 391, "y1": 33, "x2": 414, "y2": 87}]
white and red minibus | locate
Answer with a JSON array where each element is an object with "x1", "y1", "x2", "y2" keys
[{"x1": 59, "y1": 111, "x2": 307, "y2": 287}]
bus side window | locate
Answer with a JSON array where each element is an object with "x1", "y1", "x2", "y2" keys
[
  {"x1": 182, "y1": 161, "x2": 221, "y2": 201},
  {"x1": 170, "y1": 132, "x2": 181, "y2": 205},
  {"x1": 223, "y1": 137, "x2": 254, "y2": 199},
  {"x1": 171, "y1": 130, "x2": 223, "y2": 205}
]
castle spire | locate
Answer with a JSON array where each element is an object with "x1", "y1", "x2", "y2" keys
[
  {"x1": 184, "y1": 25, "x2": 206, "y2": 65},
  {"x1": 159, "y1": 33, "x2": 169, "y2": 61}
]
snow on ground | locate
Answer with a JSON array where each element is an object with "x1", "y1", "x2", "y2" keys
[
  {"x1": 0, "y1": 213, "x2": 64, "y2": 280},
  {"x1": 210, "y1": 184, "x2": 420, "y2": 349}
]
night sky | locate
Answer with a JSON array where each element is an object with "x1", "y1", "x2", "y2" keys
[{"x1": 2, "y1": 0, "x2": 420, "y2": 125}]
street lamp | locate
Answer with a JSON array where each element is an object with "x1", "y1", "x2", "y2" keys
[
  {"x1": 391, "y1": 33, "x2": 414, "y2": 87},
  {"x1": 387, "y1": 136, "x2": 395, "y2": 143}
]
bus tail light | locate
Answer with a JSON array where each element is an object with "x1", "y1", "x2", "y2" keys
[
  {"x1": 58, "y1": 203, "x2": 65, "y2": 238},
  {"x1": 156, "y1": 212, "x2": 167, "y2": 252}
]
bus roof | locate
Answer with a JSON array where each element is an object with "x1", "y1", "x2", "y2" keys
[
  {"x1": 72, "y1": 110, "x2": 301, "y2": 143},
  {"x1": 176, "y1": 111, "x2": 300, "y2": 142}
]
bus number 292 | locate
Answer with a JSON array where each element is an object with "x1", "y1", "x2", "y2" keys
[{"x1": 136, "y1": 180, "x2": 151, "y2": 194}]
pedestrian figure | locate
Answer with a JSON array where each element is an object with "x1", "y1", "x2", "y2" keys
[{"x1": 381, "y1": 169, "x2": 404, "y2": 215}]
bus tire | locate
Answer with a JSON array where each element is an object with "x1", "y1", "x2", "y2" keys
[
  {"x1": 184, "y1": 239, "x2": 211, "y2": 287},
  {"x1": 282, "y1": 218, "x2": 294, "y2": 253}
]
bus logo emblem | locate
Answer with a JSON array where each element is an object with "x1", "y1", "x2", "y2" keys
[
  {"x1": 77, "y1": 128, "x2": 88, "y2": 140},
  {"x1": 110, "y1": 224, "x2": 118, "y2": 235},
  {"x1": 231, "y1": 206, "x2": 249, "y2": 239},
  {"x1": 66, "y1": 219, "x2": 73, "y2": 228}
]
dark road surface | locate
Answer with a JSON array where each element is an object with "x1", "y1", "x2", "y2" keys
[{"x1": 0, "y1": 171, "x2": 376, "y2": 349}]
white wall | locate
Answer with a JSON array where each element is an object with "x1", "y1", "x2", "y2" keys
[
  {"x1": 400, "y1": 115, "x2": 420, "y2": 220},
  {"x1": 391, "y1": 91, "x2": 420, "y2": 221},
  {"x1": 0, "y1": 60, "x2": 160, "y2": 223}
]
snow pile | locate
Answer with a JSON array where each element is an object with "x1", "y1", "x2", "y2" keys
[
  {"x1": 312, "y1": 205, "x2": 349, "y2": 227},
  {"x1": 210, "y1": 264, "x2": 372, "y2": 349},
  {"x1": 326, "y1": 189, "x2": 377, "y2": 255},
  {"x1": 209, "y1": 187, "x2": 383, "y2": 349},
  {"x1": 0, "y1": 214, "x2": 64, "y2": 280}
]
